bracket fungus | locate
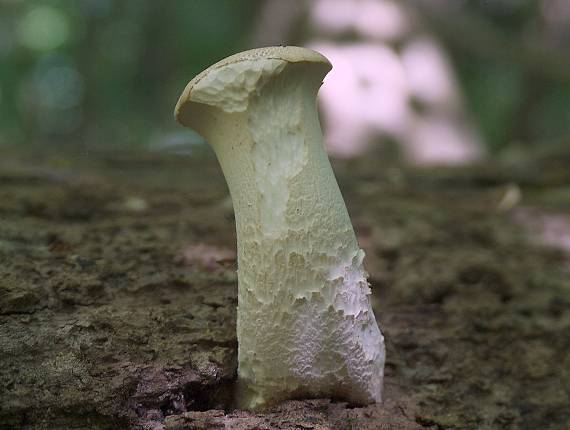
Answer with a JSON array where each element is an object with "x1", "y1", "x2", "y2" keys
[{"x1": 174, "y1": 46, "x2": 385, "y2": 410}]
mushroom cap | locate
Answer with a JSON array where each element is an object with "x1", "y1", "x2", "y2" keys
[{"x1": 174, "y1": 46, "x2": 331, "y2": 123}]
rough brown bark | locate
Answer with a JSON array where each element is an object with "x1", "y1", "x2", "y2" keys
[{"x1": 1, "y1": 149, "x2": 568, "y2": 429}]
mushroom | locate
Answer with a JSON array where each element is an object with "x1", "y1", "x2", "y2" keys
[{"x1": 174, "y1": 46, "x2": 385, "y2": 410}]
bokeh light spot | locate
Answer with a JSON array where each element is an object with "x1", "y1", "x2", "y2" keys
[
  {"x1": 33, "y1": 54, "x2": 84, "y2": 110},
  {"x1": 17, "y1": 6, "x2": 70, "y2": 51}
]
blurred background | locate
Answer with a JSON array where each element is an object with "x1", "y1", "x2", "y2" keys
[{"x1": 0, "y1": 0, "x2": 569, "y2": 165}]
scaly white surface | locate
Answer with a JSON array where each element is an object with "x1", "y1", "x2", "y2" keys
[
  {"x1": 191, "y1": 59, "x2": 285, "y2": 113},
  {"x1": 176, "y1": 47, "x2": 385, "y2": 410}
]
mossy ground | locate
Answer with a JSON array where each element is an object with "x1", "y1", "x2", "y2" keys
[{"x1": 1, "y1": 148, "x2": 568, "y2": 429}]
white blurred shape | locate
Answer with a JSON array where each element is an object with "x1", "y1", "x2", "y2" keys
[
  {"x1": 310, "y1": 42, "x2": 410, "y2": 156},
  {"x1": 355, "y1": 0, "x2": 410, "y2": 40},
  {"x1": 347, "y1": 44, "x2": 409, "y2": 133},
  {"x1": 305, "y1": 0, "x2": 484, "y2": 164},
  {"x1": 312, "y1": 0, "x2": 356, "y2": 34},
  {"x1": 313, "y1": 0, "x2": 410, "y2": 41},
  {"x1": 405, "y1": 115, "x2": 482, "y2": 165},
  {"x1": 402, "y1": 37, "x2": 459, "y2": 109},
  {"x1": 515, "y1": 210, "x2": 570, "y2": 256},
  {"x1": 537, "y1": 215, "x2": 570, "y2": 253}
]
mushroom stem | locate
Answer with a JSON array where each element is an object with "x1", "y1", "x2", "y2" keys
[{"x1": 175, "y1": 46, "x2": 385, "y2": 410}]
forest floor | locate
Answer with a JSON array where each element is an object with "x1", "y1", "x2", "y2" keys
[{"x1": 1, "y1": 148, "x2": 569, "y2": 430}]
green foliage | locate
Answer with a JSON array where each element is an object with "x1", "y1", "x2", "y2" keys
[
  {"x1": 0, "y1": 0, "x2": 260, "y2": 148},
  {"x1": 0, "y1": 0, "x2": 568, "y2": 154},
  {"x1": 447, "y1": 0, "x2": 570, "y2": 152},
  {"x1": 458, "y1": 61, "x2": 524, "y2": 152}
]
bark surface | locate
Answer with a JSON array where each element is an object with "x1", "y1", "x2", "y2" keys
[{"x1": 1, "y1": 148, "x2": 569, "y2": 429}]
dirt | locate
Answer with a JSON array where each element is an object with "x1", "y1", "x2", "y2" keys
[{"x1": 0, "y1": 148, "x2": 569, "y2": 430}]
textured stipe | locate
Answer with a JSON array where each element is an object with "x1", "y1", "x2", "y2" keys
[{"x1": 175, "y1": 46, "x2": 385, "y2": 410}]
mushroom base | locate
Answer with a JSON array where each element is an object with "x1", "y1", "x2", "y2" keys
[{"x1": 235, "y1": 250, "x2": 385, "y2": 411}]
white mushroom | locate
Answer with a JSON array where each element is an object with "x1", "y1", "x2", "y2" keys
[{"x1": 175, "y1": 46, "x2": 385, "y2": 410}]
